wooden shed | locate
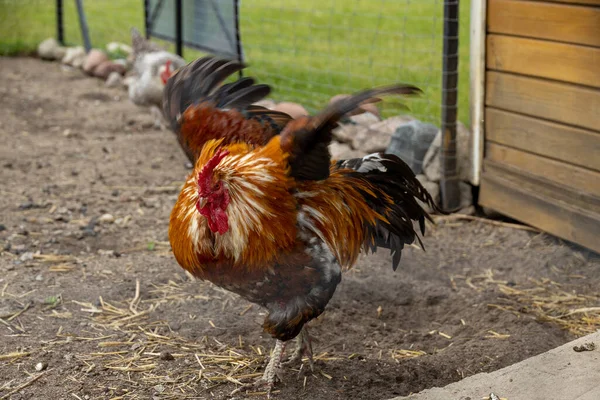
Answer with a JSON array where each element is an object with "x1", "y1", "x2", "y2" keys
[{"x1": 469, "y1": 0, "x2": 600, "y2": 252}]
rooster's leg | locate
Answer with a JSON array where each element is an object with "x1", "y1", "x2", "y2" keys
[
  {"x1": 150, "y1": 105, "x2": 165, "y2": 130},
  {"x1": 231, "y1": 339, "x2": 286, "y2": 398},
  {"x1": 282, "y1": 326, "x2": 314, "y2": 370}
]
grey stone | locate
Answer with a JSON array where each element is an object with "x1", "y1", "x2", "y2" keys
[
  {"x1": 386, "y1": 119, "x2": 438, "y2": 174},
  {"x1": 459, "y1": 181, "x2": 473, "y2": 209},
  {"x1": 422, "y1": 121, "x2": 471, "y2": 183}
]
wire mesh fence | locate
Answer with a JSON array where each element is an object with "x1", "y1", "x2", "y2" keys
[
  {"x1": 0, "y1": 0, "x2": 469, "y2": 208},
  {"x1": 0, "y1": 0, "x2": 469, "y2": 123}
]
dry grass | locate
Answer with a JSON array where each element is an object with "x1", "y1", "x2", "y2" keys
[{"x1": 455, "y1": 269, "x2": 600, "y2": 336}]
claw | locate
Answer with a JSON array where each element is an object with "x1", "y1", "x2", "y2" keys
[
  {"x1": 282, "y1": 327, "x2": 314, "y2": 371},
  {"x1": 231, "y1": 340, "x2": 286, "y2": 398}
]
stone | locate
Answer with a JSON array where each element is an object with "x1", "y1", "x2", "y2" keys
[
  {"x1": 386, "y1": 119, "x2": 439, "y2": 174},
  {"x1": 329, "y1": 142, "x2": 366, "y2": 160},
  {"x1": 332, "y1": 112, "x2": 380, "y2": 145},
  {"x1": 61, "y1": 46, "x2": 86, "y2": 68},
  {"x1": 370, "y1": 115, "x2": 415, "y2": 135},
  {"x1": 98, "y1": 213, "x2": 115, "y2": 224},
  {"x1": 38, "y1": 38, "x2": 66, "y2": 61},
  {"x1": 106, "y1": 42, "x2": 132, "y2": 56},
  {"x1": 83, "y1": 49, "x2": 109, "y2": 74},
  {"x1": 93, "y1": 61, "x2": 126, "y2": 80},
  {"x1": 422, "y1": 121, "x2": 471, "y2": 183},
  {"x1": 272, "y1": 102, "x2": 309, "y2": 119},
  {"x1": 416, "y1": 174, "x2": 440, "y2": 213},
  {"x1": 459, "y1": 181, "x2": 473, "y2": 209},
  {"x1": 352, "y1": 128, "x2": 391, "y2": 153},
  {"x1": 105, "y1": 71, "x2": 124, "y2": 88}
]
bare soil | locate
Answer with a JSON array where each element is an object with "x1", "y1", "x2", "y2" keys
[{"x1": 1, "y1": 57, "x2": 599, "y2": 400}]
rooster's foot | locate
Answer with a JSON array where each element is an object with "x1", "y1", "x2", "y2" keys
[
  {"x1": 231, "y1": 340, "x2": 286, "y2": 398},
  {"x1": 282, "y1": 327, "x2": 314, "y2": 371}
]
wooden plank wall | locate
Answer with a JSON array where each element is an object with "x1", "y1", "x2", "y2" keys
[{"x1": 480, "y1": 0, "x2": 600, "y2": 252}]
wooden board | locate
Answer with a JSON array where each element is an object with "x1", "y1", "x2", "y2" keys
[
  {"x1": 529, "y1": 0, "x2": 600, "y2": 6},
  {"x1": 485, "y1": 71, "x2": 600, "y2": 131},
  {"x1": 480, "y1": 167, "x2": 600, "y2": 253},
  {"x1": 485, "y1": 108, "x2": 600, "y2": 172},
  {"x1": 487, "y1": 35, "x2": 600, "y2": 88},
  {"x1": 486, "y1": 142, "x2": 600, "y2": 196},
  {"x1": 488, "y1": 0, "x2": 600, "y2": 47}
]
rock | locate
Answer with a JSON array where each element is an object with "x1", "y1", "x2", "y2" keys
[
  {"x1": 83, "y1": 49, "x2": 109, "y2": 74},
  {"x1": 422, "y1": 121, "x2": 471, "y2": 183},
  {"x1": 352, "y1": 128, "x2": 391, "y2": 153},
  {"x1": 98, "y1": 213, "x2": 115, "y2": 224},
  {"x1": 386, "y1": 119, "x2": 439, "y2": 174},
  {"x1": 106, "y1": 42, "x2": 132, "y2": 56},
  {"x1": 332, "y1": 112, "x2": 380, "y2": 145},
  {"x1": 252, "y1": 99, "x2": 276, "y2": 110},
  {"x1": 416, "y1": 174, "x2": 440, "y2": 213},
  {"x1": 459, "y1": 181, "x2": 473, "y2": 209},
  {"x1": 93, "y1": 61, "x2": 126, "y2": 80},
  {"x1": 62, "y1": 46, "x2": 86, "y2": 68},
  {"x1": 371, "y1": 115, "x2": 416, "y2": 135},
  {"x1": 19, "y1": 252, "x2": 34, "y2": 262},
  {"x1": 329, "y1": 142, "x2": 366, "y2": 160},
  {"x1": 105, "y1": 71, "x2": 123, "y2": 88},
  {"x1": 329, "y1": 94, "x2": 381, "y2": 119},
  {"x1": 112, "y1": 58, "x2": 129, "y2": 69},
  {"x1": 272, "y1": 102, "x2": 309, "y2": 119},
  {"x1": 38, "y1": 38, "x2": 66, "y2": 60},
  {"x1": 122, "y1": 75, "x2": 136, "y2": 89}
]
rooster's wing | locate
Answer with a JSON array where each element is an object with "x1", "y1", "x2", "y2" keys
[{"x1": 162, "y1": 56, "x2": 293, "y2": 163}]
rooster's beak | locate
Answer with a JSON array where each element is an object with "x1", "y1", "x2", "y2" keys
[{"x1": 198, "y1": 197, "x2": 208, "y2": 209}]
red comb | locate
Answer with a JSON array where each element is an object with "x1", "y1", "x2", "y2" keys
[{"x1": 197, "y1": 149, "x2": 230, "y2": 194}]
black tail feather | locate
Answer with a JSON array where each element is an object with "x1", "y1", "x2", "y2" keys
[{"x1": 336, "y1": 153, "x2": 439, "y2": 271}]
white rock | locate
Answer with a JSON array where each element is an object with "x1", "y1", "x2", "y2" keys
[
  {"x1": 422, "y1": 121, "x2": 471, "y2": 183},
  {"x1": 107, "y1": 42, "x2": 133, "y2": 55},
  {"x1": 38, "y1": 38, "x2": 66, "y2": 60},
  {"x1": 329, "y1": 142, "x2": 366, "y2": 160},
  {"x1": 369, "y1": 115, "x2": 415, "y2": 135},
  {"x1": 105, "y1": 71, "x2": 124, "y2": 88},
  {"x1": 62, "y1": 46, "x2": 86, "y2": 68},
  {"x1": 35, "y1": 362, "x2": 47, "y2": 371},
  {"x1": 98, "y1": 213, "x2": 115, "y2": 224},
  {"x1": 332, "y1": 112, "x2": 380, "y2": 145}
]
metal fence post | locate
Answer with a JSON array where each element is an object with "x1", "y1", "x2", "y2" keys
[
  {"x1": 144, "y1": 0, "x2": 150, "y2": 39},
  {"x1": 56, "y1": 0, "x2": 64, "y2": 45},
  {"x1": 440, "y1": 0, "x2": 461, "y2": 212},
  {"x1": 74, "y1": 0, "x2": 92, "y2": 52},
  {"x1": 175, "y1": 0, "x2": 183, "y2": 57}
]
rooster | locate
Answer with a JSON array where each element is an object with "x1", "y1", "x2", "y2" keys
[
  {"x1": 128, "y1": 28, "x2": 186, "y2": 128},
  {"x1": 164, "y1": 57, "x2": 437, "y2": 396}
]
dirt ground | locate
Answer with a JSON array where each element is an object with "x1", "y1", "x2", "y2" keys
[{"x1": 0, "y1": 57, "x2": 599, "y2": 400}]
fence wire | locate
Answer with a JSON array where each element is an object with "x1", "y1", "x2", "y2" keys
[{"x1": 0, "y1": 0, "x2": 455, "y2": 124}]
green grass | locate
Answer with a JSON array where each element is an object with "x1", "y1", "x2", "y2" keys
[{"x1": 0, "y1": 0, "x2": 470, "y2": 124}]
